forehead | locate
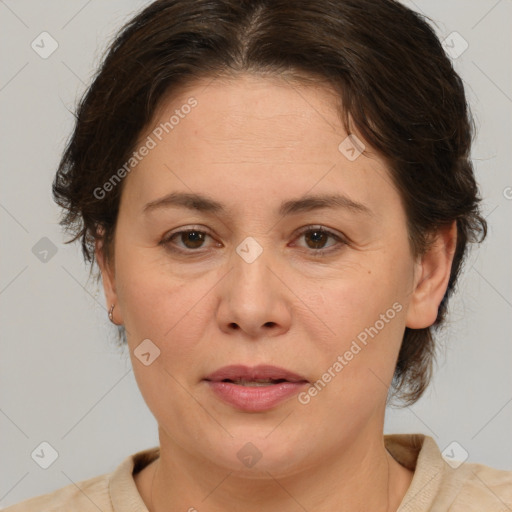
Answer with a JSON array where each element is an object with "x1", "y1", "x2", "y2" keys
[
  {"x1": 154, "y1": 73, "x2": 342, "y2": 149},
  {"x1": 122, "y1": 73, "x2": 395, "y2": 214}
]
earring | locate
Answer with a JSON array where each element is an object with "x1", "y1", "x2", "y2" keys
[{"x1": 108, "y1": 304, "x2": 116, "y2": 324}]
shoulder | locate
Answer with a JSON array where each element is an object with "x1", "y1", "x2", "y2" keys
[
  {"x1": 438, "y1": 460, "x2": 512, "y2": 511},
  {"x1": 386, "y1": 434, "x2": 512, "y2": 511},
  {"x1": 2, "y1": 446, "x2": 159, "y2": 512},
  {"x1": 2, "y1": 473, "x2": 111, "y2": 512}
]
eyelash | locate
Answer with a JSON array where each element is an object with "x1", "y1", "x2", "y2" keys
[{"x1": 160, "y1": 225, "x2": 348, "y2": 257}]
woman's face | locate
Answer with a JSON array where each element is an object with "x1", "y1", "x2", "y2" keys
[{"x1": 98, "y1": 74, "x2": 450, "y2": 476}]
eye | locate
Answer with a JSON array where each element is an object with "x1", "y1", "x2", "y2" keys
[
  {"x1": 160, "y1": 225, "x2": 347, "y2": 256},
  {"x1": 160, "y1": 227, "x2": 219, "y2": 253},
  {"x1": 292, "y1": 226, "x2": 347, "y2": 255}
]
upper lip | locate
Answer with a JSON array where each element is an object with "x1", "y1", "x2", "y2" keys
[{"x1": 204, "y1": 365, "x2": 309, "y2": 383}]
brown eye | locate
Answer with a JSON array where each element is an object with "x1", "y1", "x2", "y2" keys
[
  {"x1": 161, "y1": 228, "x2": 216, "y2": 253},
  {"x1": 178, "y1": 230, "x2": 206, "y2": 249},
  {"x1": 293, "y1": 226, "x2": 347, "y2": 257},
  {"x1": 304, "y1": 229, "x2": 330, "y2": 249}
]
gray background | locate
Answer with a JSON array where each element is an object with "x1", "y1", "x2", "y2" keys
[{"x1": 1, "y1": 0, "x2": 511, "y2": 507}]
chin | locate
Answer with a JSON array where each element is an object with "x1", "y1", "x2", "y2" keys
[{"x1": 198, "y1": 429, "x2": 310, "y2": 478}]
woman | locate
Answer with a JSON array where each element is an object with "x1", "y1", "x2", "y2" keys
[{"x1": 6, "y1": 0, "x2": 511, "y2": 510}]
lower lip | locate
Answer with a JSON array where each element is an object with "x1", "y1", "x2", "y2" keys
[{"x1": 205, "y1": 381, "x2": 308, "y2": 412}]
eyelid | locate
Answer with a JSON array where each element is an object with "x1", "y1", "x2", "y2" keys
[
  {"x1": 163, "y1": 224, "x2": 213, "y2": 238},
  {"x1": 293, "y1": 224, "x2": 344, "y2": 240}
]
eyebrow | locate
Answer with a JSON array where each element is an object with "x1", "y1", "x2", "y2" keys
[{"x1": 143, "y1": 191, "x2": 373, "y2": 217}]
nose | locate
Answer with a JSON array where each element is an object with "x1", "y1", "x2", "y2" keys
[{"x1": 215, "y1": 244, "x2": 292, "y2": 339}]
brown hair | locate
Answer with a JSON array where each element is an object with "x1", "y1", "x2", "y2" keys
[{"x1": 53, "y1": 0, "x2": 487, "y2": 405}]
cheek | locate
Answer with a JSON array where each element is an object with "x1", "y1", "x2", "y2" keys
[
  {"x1": 115, "y1": 259, "x2": 215, "y2": 414},
  {"x1": 308, "y1": 254, "x2": 410, "y2": 381},
  {"x1": 115, "y1": 249, "x2": 220, "y2": 360},
  {"x1": 319, "y1": 262, "x2": 406, "y2": 329},
  {"x1": 300, "y1": 286, "x2": 405, "y2": 424}
]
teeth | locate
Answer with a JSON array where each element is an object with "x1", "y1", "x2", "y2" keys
[
  {"x1": 228, "y1": 379, "x2": 281, "y2": 386},
  {"x1": 236, "y1": 381, "x2": 276, "y2": 386}
]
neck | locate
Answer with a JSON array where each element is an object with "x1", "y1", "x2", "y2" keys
[{"x1": 140, "y1": 427, "x2": 413, "y2": 512}]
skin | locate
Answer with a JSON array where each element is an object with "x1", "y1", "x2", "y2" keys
[{"x1": 96, "y1": 73, "x2": 456, "y2": 512}]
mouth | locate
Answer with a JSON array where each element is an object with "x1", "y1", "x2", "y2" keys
[
  {"x1": 203, "y1": 364, "x2": 309, "y2": 385},
  {"x1": 216, "y1": 378, "x2": 293, "y2": 386},
  {"x1": 203, "y1": 365, "x2": 309, "y2": 412}
]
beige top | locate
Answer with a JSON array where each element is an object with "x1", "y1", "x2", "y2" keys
[{"x1": 4, "y1": 434, "x2": 512, "y2": 511}]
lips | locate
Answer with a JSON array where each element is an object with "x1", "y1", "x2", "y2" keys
[
  {"x1": 204, "y1": 364, "x2": 309, "y2": 412},
  {"x1": 204, "y1": 364, "x2": 309, "y2": 384}
]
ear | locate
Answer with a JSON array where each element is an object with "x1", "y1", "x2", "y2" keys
[
  {"x1": 406, "y1": 221, "x2": 457, "y2": 329},
  {"x1": 95, "y1": 233, "x2": 123, "y2": 325}
]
